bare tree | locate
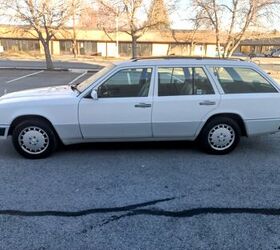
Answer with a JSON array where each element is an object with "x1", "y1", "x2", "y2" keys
[
  {"x1": 147, "y1": 0, "x2": 170, "y2": 31},
  {"x1": 171, "y1": 11, "x2": 205, "y2": 56},
  {"x1": 193, "y1": 0, "x2": 280, "y2": 58},
  {"x1": 78, "y1": 5, "x2": 99, "y2": 28},
  {"x1": 96, "y1": 0, "x2": 171, "y2": 58},
  {"x1": 1, "y1": 0, "x2": 79, "y2": 69},
  {"x1": 69, "y1": 0, "x2": 84, "y2": 58}
]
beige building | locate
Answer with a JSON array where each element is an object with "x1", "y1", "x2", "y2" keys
[
  {"x1": 0, "y1": 25, "x2": 279, "y2": 57},
  {"x1": 0, "y1": 25, "x2": 222, "y2": 57}
]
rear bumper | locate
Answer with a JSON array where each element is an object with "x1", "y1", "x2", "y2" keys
[
  {"x1": 245, "y1": 118, "x2": 280, "y2": 136},
  {"x1": 0, "y1": 125, "x2": 9, "y2": 139}
]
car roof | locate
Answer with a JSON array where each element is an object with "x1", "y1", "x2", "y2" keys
[{"x1": 113, "y1": 57, "x2": 255, "y2": 68}]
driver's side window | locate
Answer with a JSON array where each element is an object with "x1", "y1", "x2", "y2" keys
[{"x1": 98, "y1": 68, "x2": 153, "y2": 98}]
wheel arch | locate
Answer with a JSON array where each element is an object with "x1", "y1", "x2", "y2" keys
[
  {"x1": 199, "y1": 113, "x2": 248, "y2": 137},
  {"x1": 8, "y1": 115, "x2": 62, "y2": 142}
]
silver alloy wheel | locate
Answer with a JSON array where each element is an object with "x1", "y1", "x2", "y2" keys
[
  {"x1": 18, "y1": 126, "x2": 49, "y2": 155},
  {"x1": 208, "y1": 124, "x2": 235, "y2": 151}
]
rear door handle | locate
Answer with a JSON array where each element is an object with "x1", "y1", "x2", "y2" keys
[
  {"x1": 134, "y1": 103, "x2": 152, "y2": 108},
  {"x1": 199, "y1": 100, "x2": 216, "y2": 106}
]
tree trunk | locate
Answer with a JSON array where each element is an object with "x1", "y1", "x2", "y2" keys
[
  {"x1": 223, "y1": 42, "x2": 231, "y2": 58},
  {"x1": 227, "y1": 41, "x2": 242, "y2": 58},
  {"x1": 190, "y1": 41, "x2": 195, "y2": 56},
  {"x1": 224, "y1": 43, "x2": 233, "y2": 58},
  {"x1": 131, "y1": 36, "x2": 137, "y2": 58},
  {"x1": 41, "y1": 40, "x2": 54, "y2": 70},
  {"x1": 72, "y1": 39, "x2": 78, "y2": 58},
  {"x1": 216, "y1": 33, "x2": 222, "y2": 58},
  {"x1": 72, "y1": 12, "x2": 78, "y2": 58}
]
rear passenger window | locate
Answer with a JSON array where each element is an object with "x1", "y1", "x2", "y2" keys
[
  {"x1": 210, "y1": 67, "x2": 278, "y2": 94},
  {"x1": 158, "y1": 67, "x2": 214, "y2": 96}
]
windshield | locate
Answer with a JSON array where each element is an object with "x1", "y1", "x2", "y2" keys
[{"x1": 76, "y1": 64, "x2": 116, "y2": 92}]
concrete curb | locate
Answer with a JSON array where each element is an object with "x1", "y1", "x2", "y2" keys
[
  {"x1": 69, "y1": 68, "x2": 101, "y2": 73},
  {"x1": 0, "y1": 67, "x2": 100, "y2": 73}
]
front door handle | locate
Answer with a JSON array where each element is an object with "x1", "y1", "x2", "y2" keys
[
  {"x1": 134, "y1": 103, "x2": 152, "y2": 108},
  {"x1": 199, "y1": 100, "x2": 216, "y2": 106}
]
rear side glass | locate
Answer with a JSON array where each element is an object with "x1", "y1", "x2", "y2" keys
[
  {"x1": 210, "y1": 67, "x2": 278, "y2": 94},
  {"x1": 158, "y1": 67, "x2": 214, "y2": 96}
]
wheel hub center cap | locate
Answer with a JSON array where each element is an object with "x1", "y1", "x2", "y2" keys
[
  {"x1": 208, "y1": 124, "x2": 235, "y2": 151},
  {"x1": 19, "y1": 127, "x2": 49, "y2": 155}
]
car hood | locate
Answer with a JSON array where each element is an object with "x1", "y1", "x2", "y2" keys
[{"x1": 0, "y1": 85, "x2": 76, "y2": 100}]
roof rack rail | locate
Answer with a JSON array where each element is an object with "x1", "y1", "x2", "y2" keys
[{"x1": 131, "y1": 56, "x2": 244, "y2": 61}]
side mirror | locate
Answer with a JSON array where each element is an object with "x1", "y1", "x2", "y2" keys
[{"x1": 91, "y1": 89, "x2": 98, "y2": 100}]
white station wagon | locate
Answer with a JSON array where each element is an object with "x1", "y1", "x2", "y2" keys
[{"x1": 0, "y1": 57, "x2": 280, "y2": 159}]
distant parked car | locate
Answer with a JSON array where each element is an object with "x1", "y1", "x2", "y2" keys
[
  {"x1": 272, "y1": 50, "x2": 280, "y2": 57},
  {"x1": 1, "y1": 57, "x2": 280, "y2": 159},
  {"x1": 232, "y1": 52, "x2": 245, "y2": 57},
  {"x1": 265, "y1": 48, "x2": 280, "y2": 57},
  {"x1": 255, "y1": 53, "x2": 265, "y2": 57}
]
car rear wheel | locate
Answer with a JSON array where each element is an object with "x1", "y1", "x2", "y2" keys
[
  {"x1": 12, "y1": 119, "x2": 57, "y2": 159},
  {"x1": 199, "y1": 117, "x2": 241, "y2": 154}
]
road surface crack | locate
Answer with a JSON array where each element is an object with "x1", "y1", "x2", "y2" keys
[
  {"x1": 0, "y1": 197, "x2": 279, "y2": 224},
  {"x1": 100, "y1": 207, "x2": 280, "y2": 225},
  {"x1": 0, "y1": 197, "x2": 175, "y2": 217}
]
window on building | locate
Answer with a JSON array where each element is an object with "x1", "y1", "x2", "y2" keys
[
  {"x1": 158, "y1": 67, "x2": 214, "y2": 96},
  {"x1": 119, "y1": 43, "x2": 132, "y2": 57},
  {"x1": 137, "y1": 43, "x2": 152, "y2": 57},
  {"x1": 60, "y1": 41, "x2": 72, "y2": 55},
  {"x1": 210, "y1": 67, "x2": 278, "y2": 94},
  {"x1": 98, "y1": 68, "x2": 153, "y2": 98},
  {"x1": 1, "y1": 39, "x2": 19, "y2": 52},
  {"x1": 0, "y1": 39, "x2": 40, "y2": 52},
  {"x1": 79, "y1": 41, "x2": 97, "y2": 55},
  {"x1": 118, "y1": 42, "x2": 152, "y2": 57}
]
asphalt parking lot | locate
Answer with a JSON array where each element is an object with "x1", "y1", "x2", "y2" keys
[
  {"x1": 1, "y1": 67, "x2": 280, "y2": 249},
  {"x1": 0, "y1": 69, "x2": 94, "y2": 96},
  {"x1": 0, "y1": 58, "x2": 104, "y2": 70}
]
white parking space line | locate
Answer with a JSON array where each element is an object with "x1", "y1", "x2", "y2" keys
[
  {"x1": 6, "y1": 70, "x2": 44, "y2": 83},
  {"x1": 68, "y1": 71, "x2": 88, "y2": 85}
]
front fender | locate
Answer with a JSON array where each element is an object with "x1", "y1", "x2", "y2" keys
[{"x1": 0, "y1": 97, "x2": 82, "y2": 144}]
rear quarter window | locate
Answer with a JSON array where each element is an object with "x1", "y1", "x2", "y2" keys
[{"x1": 210, "y1": 67, "x2": 278, "y2": 94}]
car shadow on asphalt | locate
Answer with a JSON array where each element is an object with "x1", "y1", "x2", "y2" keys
[{"x1": 60, "y1": 140, "x2": 200, "y2": 153}]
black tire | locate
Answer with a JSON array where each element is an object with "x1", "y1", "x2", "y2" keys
[
  {"x1": 199, "y1": 117, "x2": 241, "y2": 155},
  {"x1": 12, "y1": 119, "x2": 58, "y2": 159}
]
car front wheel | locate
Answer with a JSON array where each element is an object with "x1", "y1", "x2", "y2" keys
[
  {"x1": 199, "y1": 117, "x2": 241, "y2": 154},
  {"x1": 12, "y1": 119, "x2": 57, "y2": 159}
]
